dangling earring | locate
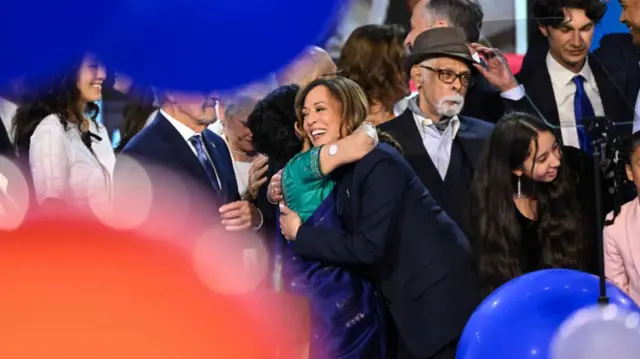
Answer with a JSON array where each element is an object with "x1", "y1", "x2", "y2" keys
[{"x1": 517, "y1": 176, "x2": 522, "y2": 198}]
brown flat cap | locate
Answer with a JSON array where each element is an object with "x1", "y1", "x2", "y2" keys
[{"x1": 404, "y1": 27, "x2": 476, "y2": 74}]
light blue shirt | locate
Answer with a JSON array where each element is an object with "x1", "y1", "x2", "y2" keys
[{"x1": 413, "y1": 112, "x2": 461, "y2": 180}]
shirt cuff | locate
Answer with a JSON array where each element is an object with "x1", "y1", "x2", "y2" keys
[
  {"x1": 500, "y1": 84, "x2": 525, "y2": 101},
  {"x1": 253, "y1": 208, "x2": 264, "y2": 231}
]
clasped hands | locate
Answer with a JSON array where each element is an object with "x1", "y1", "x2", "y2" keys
[{"x1": 267, "y1": 170, "x2": 301, "y2": 240}]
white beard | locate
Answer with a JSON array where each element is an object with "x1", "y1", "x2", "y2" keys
[{"x1": 435, "y1": 94, "x2": 464, "y2": 118}]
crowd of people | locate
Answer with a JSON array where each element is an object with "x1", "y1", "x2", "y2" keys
[{"x1": 1, "y1": 0, "x2": 640, "y2": 358}]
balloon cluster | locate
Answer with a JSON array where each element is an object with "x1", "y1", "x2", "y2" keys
[
  {"x1": 457, "y1": 269, "x2": 640, "y2": 359},
  {"x1": 1, "y1": 0, "x2": 342, "y2": 91}
]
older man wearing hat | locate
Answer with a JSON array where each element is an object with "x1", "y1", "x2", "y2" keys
[{"x1": 379, "y1": 27, "x2": 493, "y2": 238}]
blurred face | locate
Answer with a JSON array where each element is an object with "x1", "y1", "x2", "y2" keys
[
  {"x1": 301, "y1": 85, "x2": 343, "y2": 147},
  {"x1": 76, "y1": 56, "x2": 106, "y2": 104},
  {"x1": 225, "y1": 108, "x2": 255, "y2": 153},
  {"x1": 625, "y1": 144, "x2": 640, "y2": 195},
  {"x1": 539, "y1": 8, "x2": 594, "y2": 72},
  {"x1": 412, "y1": 57, "x2": 469, "y2": 118},
  {"x1": 166, "y1": 92, "x2": 218, "y2": 129},
  {"x1": 406, "y1": 0, "x2": 448, "y2": 48},
  {"x1": 279, "y1": 51, "x2": 338, "y2": 88},
  {"x1": 620, "y1": 0, "x2": 640, "y2": 45},
  {"x1": 515, "y1": 131, "x2": 562, "y2": 183},
  {"x1": 113, "y1": 72, "x2": 133, "y2": 94}
]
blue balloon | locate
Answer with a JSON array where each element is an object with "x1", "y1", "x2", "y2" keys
[
  {"x1": 0, "y1": 0, "x2": 118, "y2": 86},
  {"x1": 457, "y1": 269, "x2": 640, "y2": 359},
  {"x1": 97, "y1": 0, "x2": 342, "y2": 91}
]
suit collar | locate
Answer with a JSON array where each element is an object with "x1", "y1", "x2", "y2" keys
[
  {"x1": 546, "y1": 51, "x2": 595, "y2": 88},
  {"x1": 392, "y1": 109, "x2": 483, "y2": 169},
  {"x1": 153, "y1": 112, "x2": 224, "y2": 196},
  {"x1": 160, "y1": 109, "x2": 203, "y2": 142},
  {"x1": 520, "y1": 60, "x2": 560, "y2": 128}
]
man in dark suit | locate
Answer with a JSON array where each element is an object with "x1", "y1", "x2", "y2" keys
[
  {"x1": 279, "y1": 142, "x2": 477, "y2": 359},
  {"x1": 380, "y1": 27, "x2": 493, "y2": 235},
  {"x1": 405, "y1": 0, "x2": 528, "y2": 123},
  {"x1": 121, "y1": 90, "x2": 262, "y2": 232},
  {"x1": 519, "y1": 0, "x2": 635, "y2": 146}
]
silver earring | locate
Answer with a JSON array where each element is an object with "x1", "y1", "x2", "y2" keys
[{"x1": 517, "y1": 176, "x2": 522, "y2": 198}]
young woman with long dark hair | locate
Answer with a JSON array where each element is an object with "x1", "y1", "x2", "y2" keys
[
  {"x1": 12, "y1": 55, "x2": 114, "y2": 208},
  {"x1": 469, "y1": 112, "x2": 594, "y2": 297}
]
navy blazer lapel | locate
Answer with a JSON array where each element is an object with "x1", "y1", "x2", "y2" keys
[
  {"x1": 201, "y1": 132, "x2": 227, "y2": 198},
  {"x1": 393, "y1": 110, "x2": 435, "y2": 186},
  {"x1": 456, "y1": 118, "x2": 484, "y2": 170},
  {"x1": 519, "y1": 61, "x2": 561, "y2": 130},
  {"x1": 153, "y1": 113, "x2": 217, "y2": 193}
]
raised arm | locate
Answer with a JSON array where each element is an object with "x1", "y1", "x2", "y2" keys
[{"x1": 318, "y1": 122, "x2": 378, "y2": 176}]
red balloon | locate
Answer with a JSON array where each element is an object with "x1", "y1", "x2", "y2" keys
[{"x1": 0, "y1": 218, "x2": 280, "y2": 358}]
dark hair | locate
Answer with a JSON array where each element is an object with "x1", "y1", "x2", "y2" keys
[
  {"x1": 247, "y1": 84, "x2": 302, "y2": 168},
  {"x1": 629, "y1": 131, "x2": 640, "y2": 162},
  {"x1": 469, "y1": 112, "x2": 586, "y2": 296},
  {"x1": 339, "y1": 24, "x2": 410, "y2": 112},
  {"x1": 294, "y1": 77, "x2": 402, "y2": 153},
  {"x1": 533, "y1": 0, "x2": 607, "y2": 27},
  {"x1": 425, "y1": 0, "x2": 484, "y2": 42},
  {"x1": 12, "y1": 59, "x2": 100, "y2": 158},
  {"x1": 115, "y1": 85, "x2": 157, "y2": 152}
]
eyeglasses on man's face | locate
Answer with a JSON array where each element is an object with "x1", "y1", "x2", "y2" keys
[{"x1": 420, "y1": 65, "x2": 474, "y2": 87}]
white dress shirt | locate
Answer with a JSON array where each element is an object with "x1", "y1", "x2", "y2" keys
[
  {"x1": 29, "y1": 114, "x2": 115, "y2": 207},
  {"x1": 160, "y1": 109, "x2": 222, "y2": 189},
  {"x1": 413, "y1": 113, "x2": 461, "y2": 180},
  {"x1": 546, "y1": 53, "x2": 605, "y2": 148}
]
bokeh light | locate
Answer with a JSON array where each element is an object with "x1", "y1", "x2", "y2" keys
[
  {"x1": 0, "y1": 155, "x2": 29, "y2": 231},
  {"x1": 0, "y1": 217, "x2": 279, "y2": 358}
]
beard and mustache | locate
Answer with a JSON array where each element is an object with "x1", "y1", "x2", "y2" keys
[{"x1": 434, "y1": 94, "x2": 465, "y2": 118}]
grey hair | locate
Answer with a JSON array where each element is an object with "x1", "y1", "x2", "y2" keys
[
  {"x1": 424, "y1": 0, "x2": 484, "y2": 43},
  {"x1": 223, "y1": 95, "x2": 257, "y2": 120}
]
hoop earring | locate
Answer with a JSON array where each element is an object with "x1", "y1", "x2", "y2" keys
[{"x1": 517, "y1": 176, "x2": 522, "y2": 198}]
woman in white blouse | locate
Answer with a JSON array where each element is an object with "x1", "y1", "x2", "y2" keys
[{"x1": 12, "y1": 55, "x2": 115, "y2": 208}]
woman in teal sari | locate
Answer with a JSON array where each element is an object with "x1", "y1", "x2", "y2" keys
[{"x1": 276, "y1": 77, "x2": 387, "y2": 358}]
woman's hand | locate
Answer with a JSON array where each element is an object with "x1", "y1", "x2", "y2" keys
[
  {"x1": 279, "y1": 202, "x2": 302, "y2": 241},
  {"x1": 267, "y1": 170, "x2": 283, "y2": 204},
  {"x1": 244, "y1": 154, "x2": 269, "y2": 201},
  {"x1": 353, "y1": 121, "x2": 379, "y2": 155}
]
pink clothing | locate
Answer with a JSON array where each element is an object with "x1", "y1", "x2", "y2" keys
[{"x1": 604, "y1": 198, "x2": 640, "y2": 305}]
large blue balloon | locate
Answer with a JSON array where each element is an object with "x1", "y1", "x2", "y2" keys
[
  {"x1": 0, "y1": 0, "x2": 118, "y2": 87},
  {"x1": 457, "y1": 269, "x2": 640, "y2": 359},
  {"x1": 97, "y1": 0, "x2": 342, "y2": 91}
]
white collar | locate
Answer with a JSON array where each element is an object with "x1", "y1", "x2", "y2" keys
[
  {"x1": 413, "y1": 112, "x2": 461, "y2": 138},
  {"x1": 546, "y1": 51, "x2": 594, "y2": 88},
  {"x1": 160, "y1": 109, "x2": 201, "y2": 142}
]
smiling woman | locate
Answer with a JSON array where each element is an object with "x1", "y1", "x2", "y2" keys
[
  {"x1": 468, "y1": 112, "x2": 597, "y2": 298},
  {"x1": 12, "y1": 54, "x2": 115, "y2": 210}
]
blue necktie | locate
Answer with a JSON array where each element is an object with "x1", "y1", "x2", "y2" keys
[
  {"x1": 572, "y1": 75, "x2": 594, "y2": 154},
  {"x1": 189, "y1": 135, "x2": 220, "y2": 192}
]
